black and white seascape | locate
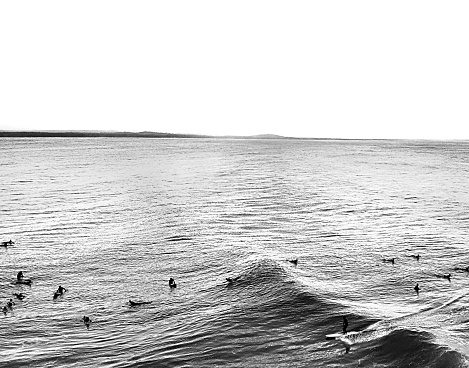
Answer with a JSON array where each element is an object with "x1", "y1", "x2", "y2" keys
[{"x1": 1, "y1": 137, "x2": 469, "y2": 367}]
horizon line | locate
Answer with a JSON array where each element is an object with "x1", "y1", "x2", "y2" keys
[{"x1": 0, "y1": 129, "x2": 467, "y2": 142}]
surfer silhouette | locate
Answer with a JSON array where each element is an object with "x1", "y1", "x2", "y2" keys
[
  {"x1": 7, "y1": 299, "x2": 15, "y2": 309},
  {"x1": 169, "y1": 278, "x2": 177, "y2": 288},
  {"x1": 82, "y1": 316, "x2": 92, "y2": 329},
  {"x1": 129, "y1": 300, "x2": 152, "y2": 306},
  {"x1": 383, "y1": 258, "x2": 395, "y2": 264},
  {"x1": 342, "y1": 316, "x2": 348, "y2": 333},
  {"x1": 54, "y1": 285, "x2": 67, "y2": 299},
  {"x1": 414, "y1": 283, "x2": 420, "y2": 293},
  {"x1": 13, "y1": 293, "x2": 25, "y2": 300},
  {"x1": 17, "y1": 271, "x2": 24, "y2": 280}
]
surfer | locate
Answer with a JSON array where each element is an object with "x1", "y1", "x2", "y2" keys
[
  {"x1": 288, "y1": 259, "x2": 298, "y2": 265},
  {"x1": 226, "y1": 276, "x2": 240, "y2": 284},
  {"x1": 54, "y1": 285, "x2": 67, "y2": 299},
  {"x1": 129, "y1": 300, "x2": 152, "y2": 306},
  {"x1": 414, "y1": 283, "x2": 420, "y2": 293},
  {"x1": 13, "y1": 293, "x2": 25, "y2": 300},
  {"x1": 7, "y1": 299, "x2": 15, "y2": 309},
  {"x1": 342, "y1": 316, "x2": 348, "y2": 333},
  {"x1": 1, "y1": 240, "x2": 14, "y2": 246},
  {"x1": 443, "y1": 273, "x2": 451, "y2": 281},
  {"x1": 82, "y1": 316, "x2": 92, "y2": 326},
  {"x1": 169, "y1": 278, "x2": 177, "y2": 288},
  {"x1": 56, "y1": 285, "x2": 67, "y2": 294},
  {"x1": 2, "y1": 306, "x2": 8, "y2": 315},
  {"x1": 410, "y1": 254, "x2": 420, "y2": 261},
  {"x1": 383, "y1": 258, "x2": 395, "y2": 264},
  {"x1": 17, "y1": 271, "x2": 24, "y2": 280}
]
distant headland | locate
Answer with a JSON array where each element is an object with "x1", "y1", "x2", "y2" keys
[{"x1": 0, "y1": 131, "x2": 294, "y2": 139}]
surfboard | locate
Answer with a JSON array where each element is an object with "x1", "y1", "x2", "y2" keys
[
  {"x1": 325, "y1": 331, "x2": 359, "y2": 340},
  {"x1": 16, "y1": 279, "x2": 32, "y2": 285}
]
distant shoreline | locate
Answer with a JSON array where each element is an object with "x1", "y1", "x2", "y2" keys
[
  {"x1": 0, "y1": 131, "x2": 460, "y2": 141},
  {"x1": 0, "y1": 131, "x2": 295, "y2": 139}
]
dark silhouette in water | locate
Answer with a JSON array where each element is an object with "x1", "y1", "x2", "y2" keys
[
  {"x1": 2, "y1": 306, "x2": 8, "y2": 315},
  {"x1": 226, "y1": 276, "x2": 240, "y2": 285},
  {"x1": 383, "y1": 258, "x2": 395, "y2": 264},
  {"x1": 82, "y1": 316, "x2": 92, "y2": 329},
  {"x1": 13, "y1": 293, "x2": 25, "y2": 300},
  {"x1": 53, "y1": 285, "x2": 67, "y2": 299},
  {"x1": 17, "y1": 271, "x2": 24, "y2": 280},
  {"x1": 7, "y1": 299, "x2": 15, "y2": 309},
  {"x1": 410, "y1": 254, "x2": 420, "y2": 261},
  {"x1": 1, "y1": 240, "x2": 14, "y2": 246},
  {"x1": 169, "y1": 278, "x2": 177, "y2": 288},
  {"x1": 434, "y1": 273, "x2": 451, "y2": 281},
  {"x1": 454, "y1": 266, "x2": 469, "y2": 272},
  {"x1": 414, "y1": 283, "x2": 420, "y2": 293},
  {"x1": 129, "y1": 300, "x2": 153, "y2": 306},
  {"x1": 288, "y1": 259, "x2": 298, "y2": 266},
  {"x1": 342, "y1": 316, "x2": 349, "y2": 333}
]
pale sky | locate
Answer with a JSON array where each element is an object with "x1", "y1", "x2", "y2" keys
[{"x1": 1, "y1": 1, "x2": 468, "y2": 139}]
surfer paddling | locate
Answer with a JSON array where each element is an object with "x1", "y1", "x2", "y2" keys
[
  {"x1": 410, "y1": 254, "x2": 420, "y2": 261},
  {"x1": 383, "y1": 258, "x2": 395, "y2": 264},
  {"x1": 226, "y1": 276, "x2": 240, "y2": 284},
  {"x1": 129, "y1": 300, "x2": 152, "y2": 306},
  {"x1": 13, "y1": 293, "x2": 25, "y2": 300},
  {"x1": 169, "y1": 278, "x2": 177, "y2": 288}
]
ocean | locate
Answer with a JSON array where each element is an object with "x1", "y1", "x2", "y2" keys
[{"x1": 1, "y1": 137, "x2": 468, "y2": 367}]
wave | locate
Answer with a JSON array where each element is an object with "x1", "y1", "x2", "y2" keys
[{"x1": 216, "y1": 258, "x2": 469, "y2": 367}]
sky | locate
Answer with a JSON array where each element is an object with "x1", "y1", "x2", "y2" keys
[{"x1": 1, "y1": 1, "x2": 468, "y2": 139}]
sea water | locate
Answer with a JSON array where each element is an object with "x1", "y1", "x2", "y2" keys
[{"x1": 1, "y1": 137, "x2": 468, "y2": 367}]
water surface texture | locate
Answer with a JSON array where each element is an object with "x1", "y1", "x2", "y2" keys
[{"x1": 1, "y1": 138, "x2": 469, "y2": 367}]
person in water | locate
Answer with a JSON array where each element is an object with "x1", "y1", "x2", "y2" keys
[
  {"x1": 83, "y1": 316, "x2": 92, "y2": 324},
  {"x1": 13, "y1": 293, "x2": 25, "y2": 300},
  {"x1": 411, "y1": 254, "x2": 420, "y2": 261},
  {"x1": 383, "y1": 258, "x2": 395, "y2": 264},
  {"x1": 169, "y1": 278, "x2": 177, "y2": 288},
  {"x1": 17, "y1": 271, "x2": 24, "y2": 280},
  {"x1": 55, "y1": 286, "x2": 67, "y2": 296},
  {"x1": 2, "y1": 306, "x2": 8, "y2": 315},
  {"x1": 414, "y1": 283, "x2": 420, "y2": 293},
  {"x1": 7, "y1": 299, "x2": 15, "y2": 309},
  {"x1": 342, "y1": 316, "x2": 348, "y2": 334},
  {"x1": 129, "y1": 300, "x2": 152, "y2": 306},
  {"x1": 443, "y1": 273, "x2": 451, "y2": 281}
]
